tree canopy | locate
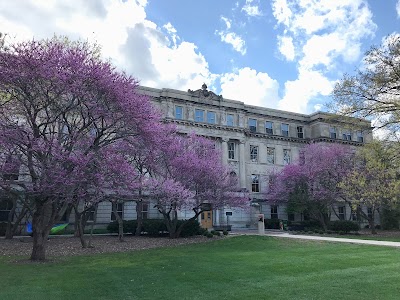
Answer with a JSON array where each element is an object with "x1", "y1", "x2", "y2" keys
[{"x1": 332, "y1": 33, "x2": 400, "y2": 136}]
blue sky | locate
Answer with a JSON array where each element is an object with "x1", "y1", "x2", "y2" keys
[{"x1": 0, "y1": 0, "x2": 399, "y2": 114}]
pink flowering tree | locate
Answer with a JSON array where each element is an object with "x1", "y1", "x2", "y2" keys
[
  {"x1": 0, "y1": 38, "x2": 160, "y2": 260},
  {"x1": 147, "y1": 133, "x2": 248, "y2": 238},
  {"x1": 269, "y1": 143, "x2": 354, "y2": 229}
]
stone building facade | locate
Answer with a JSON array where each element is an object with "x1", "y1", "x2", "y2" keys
[{"x1": 137, "y1": 84, "x2": 373, "y2": 229}]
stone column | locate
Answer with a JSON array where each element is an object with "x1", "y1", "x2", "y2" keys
[
  {"x1": 221, "y1": 137, "x2": 228, "y2": 165},
  {"x1": 239, "y1": 140, "x2": 246, "y2": 189}
]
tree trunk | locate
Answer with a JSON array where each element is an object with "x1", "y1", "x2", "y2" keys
[
  {"x1": 30, "y1": 201, "x2": 53, "y2": 261},
  {"x1": 112, "y1": 202, "x2": 124, "y2": 242},
  {"x1": 5, "y1": 197, "x2": 17, "y2": 239},
  {"x1": 88, "y1": 203, "x2": 98, "y2": 248},
  {"x1": 369, "y1": 218, "x2": 377, "y2": 234},
  {"x1": 135, "y1": 201, "x2": 143, "y2": 236},
  {"x1": 77, "y1": 214, "x2": 87, "y2": 248}
]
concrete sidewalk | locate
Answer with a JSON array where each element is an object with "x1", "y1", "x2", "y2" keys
[{"x1": 231, "y1": 229, "x2": 400, "y2": 248}]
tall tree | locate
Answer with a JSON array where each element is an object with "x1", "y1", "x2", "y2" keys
[
  {"x1": 0, "y1": 37, "x2": 159, "y2": 260},
  {"x1": 339, "y1": 141, "x2": 400, "y2": 234},
  {"x1": 148, "y1": 133, "x2": 248, "y2": 238},
  {"x1": 269, "y1": 143, "x2": 354, "y2": 229},
  {"x1": 332, "y1": 34, "x2": 400, "y2": 134}
]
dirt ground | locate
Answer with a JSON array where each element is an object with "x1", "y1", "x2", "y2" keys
[{"x1": 0, "y1": 234, "x2": 217, "y2": 258}]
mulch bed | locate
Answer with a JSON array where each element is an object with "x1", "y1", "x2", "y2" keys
[{"x1": 0, "y1": 234, "x2": 218, "y2": 258}]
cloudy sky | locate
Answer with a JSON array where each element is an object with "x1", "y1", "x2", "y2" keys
[{"x1": 1, "y1": 0, "x2": 399, "y2": 114}]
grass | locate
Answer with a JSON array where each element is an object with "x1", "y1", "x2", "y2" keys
[{"x1": 1, "y1": 236, "x2": 400, "y2": 299}]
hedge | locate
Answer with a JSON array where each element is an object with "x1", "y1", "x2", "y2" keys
[{"x1": 328, "y1": 220, "x2": 360, "y2": 233}]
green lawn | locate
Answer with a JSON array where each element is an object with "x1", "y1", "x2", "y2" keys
[{"x1": 1, "y1": 236, "x2": 400, "y2": 300}]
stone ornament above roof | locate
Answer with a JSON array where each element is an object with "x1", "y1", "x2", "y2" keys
[{"x1": 188, "y1": 83, "x2": 223, "y2": 101}]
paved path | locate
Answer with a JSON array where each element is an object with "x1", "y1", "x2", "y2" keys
[{"x1": 231, "y1": 229, "x2": 400, "y2": 248}]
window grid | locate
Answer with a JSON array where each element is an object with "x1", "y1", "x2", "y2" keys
[
  {"x1": 297, "y1": 126, "x2": 304, "y2": 138},
  {"x1": 207, "y1": 111, "x2": 216, "y2": 124},
  {"x1": 267, "y1": 147, "x2": 275, "y2": 164},
  {"x1": 330, "y1": 127, "x2": 337, "y2": 139},
  {"x1": 175, "y1": 106, "x2": 183, "y2": 120},
  {"x1": 195, "y1": 109, "x2": 204, "y2": 122},
  {"x1": 357, "y1": 131, "x2": 364, "y2": 143},
  {"x1": 271, "y1": 205, "x2": 278, "y2": 219},
  {"x1": 281, "y1": 123, "x2": 289, "y2": 137},
  {"x1": 250, "y1": 145, "x2": 258, "y2": 162},
  {"x1": 228, "y1": 142, "x2": 235, "y2": 160},
  {"x1": 227, "y1": 114, "x2": 234, "y2": 126},
  {"x1": 283, "y1": 149, "x2": 291, "y2": 165},
  {"x1": 338, "y1": 206, "x2": 345, "y2": 220},
  {"x1": 265, "y1": 121, "x2": 273, "y2": 134},
  {"x1": 342, "y1": 131, "x2": 352, "y2": 141},
  {"x1": 249, "y1": 118, "x2": 257, "y2": 132},
  {"x1": 251, "y1": 174, "x2": 260, "y2": 193},
  {"x1": 111, "y1": 203, "x2": 124, "y2": 221}
]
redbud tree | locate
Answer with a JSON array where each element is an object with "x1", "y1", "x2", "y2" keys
[{"x1": 0, "y1": 37, "x2": 160, "y2": 260}]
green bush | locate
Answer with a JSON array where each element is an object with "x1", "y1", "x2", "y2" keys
[
  {"x1": 142, "y1": 219, "x2": 166, "y2": 236},
  {"x1": 107, "y1": 219, "x2": 202, "y2": 237},
  {"x1": 222, "y1": 230, "x2": 228, "y2": 236},
  {"x1": 107, "y1": 220, "x2": 137, "y2": 234},
  {"x1": 264, "y1": 219, "x2": 280, "y2": 229},
  {"x1": 176, "y1": 219, "x2": 202, "y2": 237},
  {"x1": 206, "y1": 232, "x2": 214, "y2": 238},
  {"x1": 329, "y1": 220, "x2": 360, "y2": 233},
  {"x1": 212, "y1": 231, "x2": 221, "y2": 236}
]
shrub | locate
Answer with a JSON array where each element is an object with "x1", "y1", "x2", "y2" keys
[
  {"x1": 329, "y1": 220, "x2": 360, "y2": 233},
  {"x1": 142, "y1": 219, "x2": 166, "y2": 236},
  {"x1": 177, "y1": 219, "x2": 202, "y2": 237},
  {"x1": 222, "y1": 230, "x2": 229, "y2": 236},
  {"x1": 107, "y1": 220, "x2": 137, "y2": 234},
  {"x1": 212, "y1": 231, "x2": 221, "y2": 236},
  {"x1": 206, "y1": 232, "x2": 214, "y2": 238},
  {"x1": 264, "y1": 219, "x2": 280, "y2": 229}
]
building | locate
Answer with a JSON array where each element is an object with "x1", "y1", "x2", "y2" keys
[
  {"x1": 0, "y1": 84, "x2": 374, "y2": 233},
  {"x1": 137, "y1": 84, "x2": 373, "y2": 229}
]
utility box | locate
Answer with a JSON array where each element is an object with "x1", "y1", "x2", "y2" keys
[{"x1": 257, "y1": 214, "x2": 265, "y2": 235}]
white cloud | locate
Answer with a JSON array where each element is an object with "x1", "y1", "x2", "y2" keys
[
  {"x1": 0, "y1": 0, "x2": 217, "y2": 92},
  {"x1": 278, "y1": 69, "x2": 333, "y2": 113},
  {"x1": 216, "y1": 16, "x2": 247, "y2": 55},
  {"x1": 219, "y1": 67, "x2": 280, "y2": 108},
  {"x1": 277, "y1": 35, "x2": 295, "y2": 61},
  {"x1": 242, "y1": 0, "x2": 262, "y2": 17},
  {"x1": 397, "y1": 0, "x2": 400, "y2": 18},
  {"x1": 271, "y1": 0, "x2": 377, "y2": 113}
]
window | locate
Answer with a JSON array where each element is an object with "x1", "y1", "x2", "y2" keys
[
  {"x1": 228, "y1": 142, "x2": 235, "y2": 160},
  {"x1": 357, "y1": 131, "x2": 364, "y2": 143},
  {"x1": 267, "y1": 147, "x2": 275, "y2": 164},
  {"x1": 297, "y1": 126, "x2": 304, "y2": 138},
  {"x1": 367, "y1": 207, "x2": 373, "y2": 219},
  {"x1": 342, "y1": 131, "x2": 352, "y2": 141},
  {"x1": 249, "y1": 118, "x2": 257, "y2": 132},
  {"x1": 227, "y1": 114, "x2": 234, "y2": 126},
  {"x1": 207, "y1": 111, "x2": 216, "y2": 124},
  {"x1": 265, "y1": 121, "x2": 273, "y2": 134},
  {"x1": 351, "y1": 207, "x2": 359, "y2": 221},
  {"x1": 111, "y1": 202, "x2": 124, "y2": 221},
  {"x1": 85, "y1": 205, "x2": 96, "y2": 222},
  {"x1": 142, "y1": 202, "x2": 149, "y2": 219},
  {"x1": 0, "y1": 196, "x2": 13, "y2": 222},
  {"x1": 281, "y1": 123, "x2": 289, "y2": 137},
  {"x1": 195, "y1": 109, "x2": 204, "y2": 122},
  {"x1": 283, "y1": 149, "x2": 291, "y2": 165},
  {"x1": 175, "y1": 106, "x2": 183, "y2": 120},
  {"x1": 250, "y1": 145, "x2": 258, "y2": 162},
  {"x1": 330, "y1": 127, "x2": 337, "y2": 139},
  {"x1": 251, "y1": 174, "x2": 260, "y2": 193},
  {"x1": 271, "y1": 205, "x2": 278, "y2": 220},
  {"x1": 338, "y1": 206, "x2": 345, "y2": 220}
]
